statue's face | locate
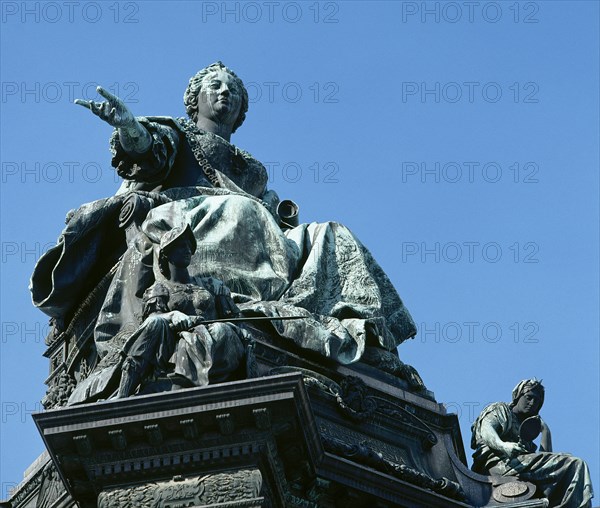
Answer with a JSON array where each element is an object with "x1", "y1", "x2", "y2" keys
[
  {"x1": 197, "y1": 69, "x2": 242, "y2": 128},
  {"x1": 513, "y1": 389, "x2": 543, "y2": 417},
  {"x1": 164, "y1": 237, "x2": 194, "y2": 268}
]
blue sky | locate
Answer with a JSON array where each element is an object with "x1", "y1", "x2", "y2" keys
[{"x1": 1, "y1": 0, "x2": 598, "y2": 500}]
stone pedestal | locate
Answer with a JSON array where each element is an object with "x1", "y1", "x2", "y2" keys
[
  {"x1": 5, "y1": 338, "x2": 550, "y2": 508},
  {"x1": 33, "y1": 373, "x2": 317, "y2": 508}
]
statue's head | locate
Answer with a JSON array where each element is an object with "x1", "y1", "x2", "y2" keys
[
  {"x1": 510, "y1": 378, "x2": 545, "y2": 416},
  {"x1": 184, "y1": 62, "x2": 249, "y2": 133},
  {"x1": 158, "y1": 225, "x2": 197, "y2": 278}
]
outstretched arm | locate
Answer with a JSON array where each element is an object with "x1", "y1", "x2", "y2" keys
[{"x1": 75, "y1": 86, "x2": 152, "y2": 155}]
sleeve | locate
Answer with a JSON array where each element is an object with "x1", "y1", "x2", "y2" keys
[
  {"x1": 471, "y1": 402, "x2": 511, "y2": 449},
  {"x1": 110, "y1": 117, "x2": 180, "y2": 184},
  {"x1": 199, "y1": 277, "x2": 240, "y2": 318}
]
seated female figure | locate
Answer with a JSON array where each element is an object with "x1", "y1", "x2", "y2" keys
[
  {"x1": 121, "y1": 225, "x2": 246, "y2": 398},
  {"x1": 32, "y1": 63, "x2": 418, "y2": 403},
  {"x1": 471, "y1": 379, "x2": 593, "y2": 508}
]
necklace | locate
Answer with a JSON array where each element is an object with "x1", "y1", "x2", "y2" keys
[{"x1": 177, "y1": 117, "x2": 223, "y2": 188}]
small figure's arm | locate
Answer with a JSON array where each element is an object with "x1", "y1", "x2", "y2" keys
[
  {"x1": 539, "y1": 417, "x2": 553, "y2": 452},
  {"x1": 479, "y1": 418, "x2": 528, "y2": 458},
  {"x1": 159, "y1": 310, "x2": 198, "y2": 332}
]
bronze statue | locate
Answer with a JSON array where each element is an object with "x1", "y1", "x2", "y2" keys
[
  {"x1": 31, "y1": 62, "x2": 420, "y2": 404},
  {"x1": 471, "y1": 379, "x2": 593, "y2": 507}
]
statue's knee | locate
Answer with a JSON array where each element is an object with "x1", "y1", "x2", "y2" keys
[
  {"x1": 209, "y1": 323, "x2": 245, "y2": 366},
  {"x1": 143, "y1": 314, "x2": 169, "y2": 331}
]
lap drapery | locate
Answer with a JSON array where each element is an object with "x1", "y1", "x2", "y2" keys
[
  {"x1": 134, "y1": 194, "x2": 416, "y2": 363},
  {"x1": 491, "y1": 452, "x2": 593, "y2": 508},
  {"x1": 32, "y1": 189, "x2": 416, "y2": 371}
]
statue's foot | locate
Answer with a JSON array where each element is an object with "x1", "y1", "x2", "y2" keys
[
  {"x1": 361, "y1": 347, "x2": 426, "y2": 391},
  {"x1": 400, "y1": 363, "x2": 426, "y2": 391},
  {"x1": 167, "y1": 373, "x2": 195, "y2": 390}
]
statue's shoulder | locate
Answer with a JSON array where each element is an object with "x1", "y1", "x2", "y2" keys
[
  {"x1": 142, "y1": 116, "x2": 184, "y2": 130},
  {"x1": 237, "y1": 147, "x2": 262, "y2": 165},
  {"x1": 471, "y1": 402, "x2": 511, "y2": 447},
  {"x1": 472, "y1": 402, "x2": 510, "y2": 429},
  {"x1": 484, "y1": 401, "x2": 509, "y2": 412}
]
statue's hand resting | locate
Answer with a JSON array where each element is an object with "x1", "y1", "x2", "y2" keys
[
  {"x1": 500, "y1": 442, "x2": 528, "y2": 458},
  {"x1": 75, "y1": 86, "x2": 135, "y2": 128},
  {"x1": 165, "y1": 311, "x2": 197, "y2": 332}
]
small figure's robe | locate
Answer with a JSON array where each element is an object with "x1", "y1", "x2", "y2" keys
[{"x1": 471, "y1": 403, "x2": 593, "y2": 508}]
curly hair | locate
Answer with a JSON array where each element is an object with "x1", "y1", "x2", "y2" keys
[{"x1": 183, "y1": 61, "x2": 249, "y2": 133}]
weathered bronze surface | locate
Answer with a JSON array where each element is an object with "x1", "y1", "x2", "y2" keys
[
  {"x1": 5, "y1": 63, "x2": 589, "y2": 508},
  {"x1": 471, "y1": 379, "x2": 594, "y2": 507},
  {"x1": 31, "y1": 62, "x2": 421, "y2": 405}
]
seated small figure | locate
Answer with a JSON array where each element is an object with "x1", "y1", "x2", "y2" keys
[
  {"x1": 471, "y1": 379, "x2": 594, "y2": 508},
  {"x1": 117, "y1": 224, "x2": 246, "y2": 397},
  {"x1": 68, "y1": 225, "x2": 247, "y2": 403}
]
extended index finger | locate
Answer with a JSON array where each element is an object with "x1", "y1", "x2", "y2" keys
[{"x1": 96, "y1": 86, "x2": 119, "y2": 103}]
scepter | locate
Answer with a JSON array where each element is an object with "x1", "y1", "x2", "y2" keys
[{"x1": 185, "y1": 314, "x2": 308, "y2": 328}]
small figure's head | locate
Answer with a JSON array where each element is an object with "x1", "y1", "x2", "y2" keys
[
  {"x1": 158, "y1": 225, "x2": 197, "y2": 278},
  {"x1": 510, "y1": 378, "x2": 545, "y2": 417},
  {"x1": 184, "y1": 61, "x2": 249, "y2": 133}
]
